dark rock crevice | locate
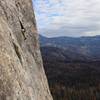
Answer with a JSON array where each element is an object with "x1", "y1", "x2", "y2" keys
[{"x1": 19, "y1": 20, "x2": 27, "y2": 40}]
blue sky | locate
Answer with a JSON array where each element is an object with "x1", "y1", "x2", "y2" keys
[{"x1": 33, "y1": 0, "x2": 100, "y2": 37}]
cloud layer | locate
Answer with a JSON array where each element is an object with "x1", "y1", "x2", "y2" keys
[{"x1": 33, "y1": 0, "x2": 100, "y2": 37}]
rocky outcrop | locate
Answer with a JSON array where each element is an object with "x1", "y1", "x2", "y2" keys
[{"x1": 0, "y1": 0, "x2": 53, "y2": 100}]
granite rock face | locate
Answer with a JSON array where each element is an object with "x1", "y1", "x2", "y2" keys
[{"x1": 0, "y1": 0, "x2": 53, "y2": 100}]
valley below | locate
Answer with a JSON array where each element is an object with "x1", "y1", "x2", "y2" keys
[{"x1": 40, "y1": 35, "x2": 100, "y2": 100}]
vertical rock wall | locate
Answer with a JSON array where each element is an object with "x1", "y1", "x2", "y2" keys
[{"x1": 0, "y1": 0, "x2": 53, "y2": 100}]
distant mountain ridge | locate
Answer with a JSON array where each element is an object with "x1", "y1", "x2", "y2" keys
[
  {"x1": 40, "y1": 35, "x2": 100, "y2": 60},
  {"x1": 40, "y1": 35, "x2": 100, "y2": 46}
]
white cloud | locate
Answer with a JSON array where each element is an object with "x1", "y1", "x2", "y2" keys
[{"x1": 33, "y1": 0, "x2": 100, "y2": 37}]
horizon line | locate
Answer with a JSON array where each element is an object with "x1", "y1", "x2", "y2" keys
[{"x1": 39, "y1": 34, "x2": 100, "y2": 38}]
